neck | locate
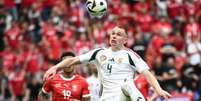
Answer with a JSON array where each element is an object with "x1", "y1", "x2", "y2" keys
[
  {"x1": 61, "y1": 71, "x2": 74, "y2": 78},
  {"x1": 111, "y1": 45, "x2": 124, "y2": 52}
]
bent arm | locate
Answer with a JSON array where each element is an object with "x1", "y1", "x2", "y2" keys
[
  {"x1": 38, "y1": 90, "x2": 48, "y2": 101},
  {"x1": 55, "y1": 56, "x2": 81, "y2": 71},
  {"x1": 141, "y1": 70, "x2": 163, "y2": 94}
]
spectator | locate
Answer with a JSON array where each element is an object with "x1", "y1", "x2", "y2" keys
[
  {"x1": 0, "y1": 4, "x2": 6, "y2": 52},
  {"x1": 160, "y1": 34, "x2": 176, "y2": 62},
  {"x1": 180, "y1": 58, "x2": 199, "y2": 92},
  {"x1": 4, "y1": 22, "x2": 21, "y2": 50},
  {"x1": 2, "y1": 46, "x2": 17, "y2": 74},
  {"x1": 41, "y1": 0, "x2": 55, "y2": 21},
  {"x1": 152, "y1": 57, "x2": 179, "y2": 92},
  {"x1": 4, "y1": 0, "x2": 18, "y2": 21},
  {"x1": 8, "y1": 66, "x2": 26, "y2": 101},
  {"x1": 0, "y1": 66, "x2": 11, "y2": 101},
  {"x1": 131, "y1": 32, "x2": 147, "y2": 59},
  {"x1": 0, "y1": 0, "x2": 200, "y2": 100},
  {"x1": 24, "y1": 74, "x2": 42, "y2": 101},
  {"x1": 156, "y1": 0, "x2": 168, "y2": 17},
  {"x1": 186, "y1": 34, "x2": 201, "y2": 71},
  {"x1": 161, "y1": 57, "x2": 179, "y2": 92},
  {"x1": 86, "y1": 63, "x2": 101, "y2": 101}
]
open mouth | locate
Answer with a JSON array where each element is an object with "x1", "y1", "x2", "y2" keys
[{"x1": 111, "y1": 40, "x2": 116, "y2": 44}]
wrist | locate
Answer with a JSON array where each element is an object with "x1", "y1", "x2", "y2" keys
[
  {"x1": 155, "y1": 88, "x2": 163, "y2": 95},
  {"x1": 52, "y1": 66, "x2": 59, "y2": 71}
]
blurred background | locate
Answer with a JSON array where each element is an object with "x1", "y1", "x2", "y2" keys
[{"x1": 0, "y1": 0, "x2": 200, "y2": 101}]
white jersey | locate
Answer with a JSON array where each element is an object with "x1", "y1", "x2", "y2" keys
[
  {"x1": 87, "y1": 75, "x2": 101, "y2": 101},
  {"x1": 79, "y1": 47, "x2": 149, "y2": 100}
]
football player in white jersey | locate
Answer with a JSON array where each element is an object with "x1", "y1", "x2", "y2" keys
[
  {"x1": 43, "y1": 26, "x2": 171, "y2": 101},
  {"x1": 86, "y1": 63, "x2": 101, "y2": 101}
]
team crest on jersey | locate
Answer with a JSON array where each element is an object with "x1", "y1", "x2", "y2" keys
[
  {"x1": 63, "y1": 84, "x2": 69, "y2": 88},
  {"x1": 72, "y1": 85, "x2": 77, "y2": 92},
  {"x1": 100, "y1": 55, "x2": 107, "y2": 62},
  {"x1": 118, "y1": 57, "x2": 123, "y2": 63},
  {"x1": 55, "y1": 83, "x2": 61, "y2": 88}
]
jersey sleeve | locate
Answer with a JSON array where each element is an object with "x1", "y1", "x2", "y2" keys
[
  {"x1": 42, "y1": 79, "x2": 52, "y2": 94},
  {"x1": 81, "y1": 79, "x2": 90, "y2": 98},
  {"x1": 128, "y1": 51, "x2": 149, "y2": 73},
  {"x1": 79, "y1": 48, "x2": 103, "y2": 63}
]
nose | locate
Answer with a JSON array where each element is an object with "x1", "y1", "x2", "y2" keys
[{"x1": 112, "y1": 34, "x2": 116, "y2": 39}]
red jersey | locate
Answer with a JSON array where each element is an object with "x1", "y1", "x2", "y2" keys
[
  {"x1": 42, "y1": 74, "x2": 90, "y2": 101},
  {"x1": 9, "y1": 71, "x2": 26, "y2": 96},
  {"x1": 135, "y1": 75, "x2": 149, "y2": 99}
]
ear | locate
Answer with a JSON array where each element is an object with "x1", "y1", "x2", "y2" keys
[{"x1": 123, "y1": 37, "x2": 128, "y2": 44}]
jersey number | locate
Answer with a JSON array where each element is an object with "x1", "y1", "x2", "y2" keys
[
  {"x1": 137, "y1": 97, "x2": 142, "y2": 101},
  {"x1": 62, "y1": 90, "x2": 71, "y2": 99},
  {"x1": 107, "y1": 64, "x2": 112, "y2": 73}
]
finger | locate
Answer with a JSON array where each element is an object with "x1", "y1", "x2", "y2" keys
[
  {"x1": 164, "y1": 92, "x2": 172, "y2": 98},
  {"x1": 47, "y1": 72, "x2": 56, "y2": 80},
  {"x1": 43, "y1": 72, "x2": 51, "y2": 81},
  {"x1": 167, "y1": 92, "x2": 172, "y2": 97},
  {"x1": 48, "y1": 75, "x2": 54, "y2": 80},
  {"x1": 163, "y1": 94, "x2": 171, "y2": 100},
  {"x1": 163, "y1": 96, "x2": 168, "y2": 100}
]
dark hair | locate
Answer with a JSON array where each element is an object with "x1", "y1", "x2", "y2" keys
[{"x1": 61, "y1": 52, "x2": 75, "y2": 60}]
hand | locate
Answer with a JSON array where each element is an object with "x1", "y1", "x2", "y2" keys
[
  {"x1": 192, "y1": 74, "x2": 199, "y2": 81},
  {"x1": 157, "y1": 90, "x2": 172, "y2": 100},
  {"x1": 43, "y1": 66, "x2": 57, "y2": 81}
]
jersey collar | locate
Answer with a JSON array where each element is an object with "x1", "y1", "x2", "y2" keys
[{"x1": 59, "y1": 74, "x2": 76, "y2": 81}]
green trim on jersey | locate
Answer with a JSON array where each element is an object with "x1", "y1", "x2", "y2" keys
[{"x1": 89, "y1": 48, "x2": 104, "y2": 61}]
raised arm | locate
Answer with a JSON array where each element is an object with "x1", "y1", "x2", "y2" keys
[
  {"x1": 43, "y1": 56, "x2": 81, "y2": 80},
  {"x1": 43, "y1": 48, "x2": 102, "y2": 81},
  {"x1": 56, "y1": 56, "x2": 81, "y2": 70}
]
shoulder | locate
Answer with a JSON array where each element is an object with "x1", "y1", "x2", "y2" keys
[
  {"x1": 124, "y1": 48, "x2": 141, "y2": 59},
  {"x1": 92, "y1": 48, "x2": 106, "y2": 54},
  {"x1": 75, "y1": 75, "x2": 88, "y2": 84},
  {"x1": 75, "y1": 75, "x2": 87, "y2": 81},
  {"x1": 47, "y1": 73, "x2": 61, "y2": 82},
  {"x1": 88, "y1": 48, "x2": 106, "y2": 61}
]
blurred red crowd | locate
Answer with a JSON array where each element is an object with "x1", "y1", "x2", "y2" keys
[{"x1": 0, "y1": 0, "x2": 200, "y2": 101}]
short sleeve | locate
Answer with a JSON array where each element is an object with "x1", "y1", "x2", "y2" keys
[
  {"x1": 42, "y1": 79, "x2": 52, "y2": 94},
  {"x1": 82, "y1": 80, "x2": 90, "y2": 98},
  {"x1": 128, "y1": 52, "x2": 149, "y2": 73},
  {"x1": 79, "y1": 48, "x2": 103, "y2": 63}
]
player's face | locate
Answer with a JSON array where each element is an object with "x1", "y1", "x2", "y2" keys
[
  {"x1": 62, "y1": 56, "x2": 75, "y2": 73},
  {"x1": 109, "y1": 27, "x2": 128, "y2": 47}
]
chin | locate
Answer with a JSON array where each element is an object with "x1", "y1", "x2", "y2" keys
[
  {"x1": 111, "y1": 44, "x2": 119, "y2": 47},
  {"x1": 64, "y1": 70, "x2": 74, "y2": 73},
  {"x1": 110, "y1": 43, "x2": 116, "y2": 46}
]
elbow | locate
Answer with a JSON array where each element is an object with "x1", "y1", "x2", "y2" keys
[
  {"x1": 38, "y1": 90, "x2": 47, "y2": 101},
  {"x1": 141, "y1": 69, "x2": 153, "y2": 77}
]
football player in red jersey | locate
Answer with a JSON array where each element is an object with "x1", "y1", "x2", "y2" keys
[
  {"x1": 38, "y1": 52, "x2": 90, "y2": 101},
  {"x1": 135, "y1": 74, "x2": 158, "y2": 101}
]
